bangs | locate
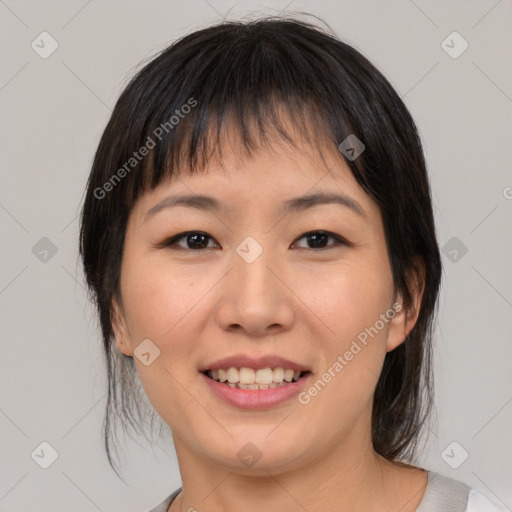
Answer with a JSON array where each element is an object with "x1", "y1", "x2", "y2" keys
[
  {"x1": 144, "y1": 95, "x2": 342, "y2": 186},
  {"x1": 101, "y1": 18, "x2": 369, "y2": 210}
]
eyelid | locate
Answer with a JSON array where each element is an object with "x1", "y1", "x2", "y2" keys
[
  {"x1": 291, "y1": 231, "x2": 351, "y2": 249},
  {"x1": 156, "y1": 230, "x2": 350, "y2": 251},
  {"x1": 155, "y1": 231, "x2": 219, "y2": 250}
]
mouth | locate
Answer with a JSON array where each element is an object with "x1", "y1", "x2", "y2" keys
[
  {"x1": 201, "y1": 367, "x2": 312, "y2": 390},
  {"x1": 199, "y1": 355, "x2": 313, "y2": 409}
]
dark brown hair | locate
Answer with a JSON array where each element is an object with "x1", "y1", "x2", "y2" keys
[{"x1": 79, "y1": 15, "x2": 442, "y2": 476}]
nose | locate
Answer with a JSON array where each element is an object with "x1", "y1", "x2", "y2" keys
[{"x1": 215, "y1": 242, "x2": 295, "y2": 337}]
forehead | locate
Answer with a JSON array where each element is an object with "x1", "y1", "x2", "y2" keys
[
  {"x1": 125, "y1": 143, "x2": 385, "y2": 246},
  {"x1": 133, "y1": 136, "x2": 369, "y2": 220}
]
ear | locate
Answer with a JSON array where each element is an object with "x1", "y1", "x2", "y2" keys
[
  {"x1": 386, "y1": 257, "x2": 425, "y2": 353},
  {"x1": 111, "y1": 299, "x2": 133, "y2": 357}
]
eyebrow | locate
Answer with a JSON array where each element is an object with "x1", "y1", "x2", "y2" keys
[{"x1": 144, "y1": 191, "x2": 366, "y2": 221}]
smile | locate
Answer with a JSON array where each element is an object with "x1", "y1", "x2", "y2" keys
[
  {"x1": 203, "y1": 367, "x2": 309, "y2": 389},
  {"x1": 201, "y1": 367, "x2": 312, "y2": 410}
]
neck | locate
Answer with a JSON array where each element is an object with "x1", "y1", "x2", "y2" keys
[{"x1": 170, "y1": 421, "x2": 426, "y2": 512}]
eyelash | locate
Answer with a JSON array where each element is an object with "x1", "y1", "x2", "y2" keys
[{"x1": 157, "y1": 230, "x2": 350, "y2": 252}]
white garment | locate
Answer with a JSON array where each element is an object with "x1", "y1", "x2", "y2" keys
[
  {"x1": 145, "y1": 471, "x2": 505, "y2": 512},
  {"x1": 466, "y1": 489, "x2": 507, "y2": 512}
]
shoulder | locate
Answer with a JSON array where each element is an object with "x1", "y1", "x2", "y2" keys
[
  {"x1": 143, "y1": 477, "x2": 505, "y2": 512},
  {"x1": 465, "y1": 489, "x2": 508, "y2": 512},
  {"x1": 144, "y1": 487, "x2": 182, "y2": 512},
  {"x1": 416, "y1": 471, "x2": 505, "y2": 512}
]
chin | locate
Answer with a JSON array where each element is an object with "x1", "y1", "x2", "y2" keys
[{"x1": 202, "y1": 431, "x2": 309, "y2": 474}]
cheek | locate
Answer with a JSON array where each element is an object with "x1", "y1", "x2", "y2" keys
[
  {"x1": 296, "y1": 260, "x2": 394, "y2": 407},
  {"x1": 297, "y1": 258, "x2": 394, "y2": 345},
  {"x1": 122, "y1": 256, "x2": 210, "y2": 424},
  {"x1": 120, "y1": 254, "x2": 206, "y2": 341}
]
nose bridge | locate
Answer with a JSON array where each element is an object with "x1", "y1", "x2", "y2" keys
[
  {"x1": 233, "y1": 234, "x2": 278, "y2": 299},
  {"x1": 216, "y1": 233, "x2": 294, "y2": 334}
]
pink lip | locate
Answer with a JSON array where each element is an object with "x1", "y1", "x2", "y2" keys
[
  {"x1": 199, "y1": 354, "x2": 310, "y2": 372},
  {"x1": 200, "y1": 372, "x2": 312, "y2": 410}
]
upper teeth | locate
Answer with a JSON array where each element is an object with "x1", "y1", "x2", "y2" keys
[{"x1": 208, "y1": 367, "x2": 302, "y2": 385}]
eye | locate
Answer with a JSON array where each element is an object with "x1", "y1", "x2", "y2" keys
[
  {"x1": 291, "y1": 230, "x2": 348, "y2": 250},
  {"x1": 158, "y1": 231, "x2": 218, "y2": 250},
  {"x1": 157, "y1": 230, "x2": 348, "y2": 252}
]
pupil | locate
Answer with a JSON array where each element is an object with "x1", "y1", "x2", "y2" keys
[
  {"x1": 308, "y1": 232, "x2": 328, "y2": 248},
  {"x1": 189, "y1": 233, "x2": 208, "y2": 249},
  {"x1": 187, "y1": 232, "x2": 328, "y2": 250}
]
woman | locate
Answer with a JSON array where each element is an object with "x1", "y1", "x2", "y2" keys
[{"x1": 79, "y1": 16, "x2": 501, "y2": 512}]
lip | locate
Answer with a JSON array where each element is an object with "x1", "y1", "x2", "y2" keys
[
  {"x1": 200, "y1": 372, "x2": 312, "y2": 410},
  {"x1": 199, "y1": 354, "x2": 310, "y2": 372}
]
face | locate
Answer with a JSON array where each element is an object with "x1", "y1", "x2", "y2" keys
[{"x1": 112, "y1": 132, "x2": 419, "y2": 475}]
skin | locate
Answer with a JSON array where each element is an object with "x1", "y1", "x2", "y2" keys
[{"x1": 112, "y1": 128, "x2": 427, "y2": 512}]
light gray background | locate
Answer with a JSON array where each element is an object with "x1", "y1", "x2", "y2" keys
[{"x1": 1, "y1": 1, "x2": 511, "y2": 511}]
